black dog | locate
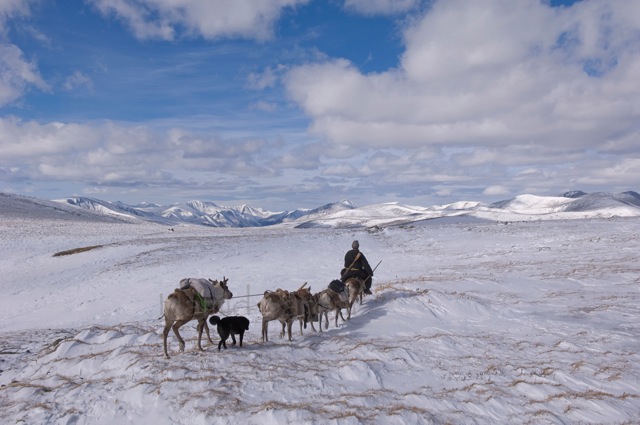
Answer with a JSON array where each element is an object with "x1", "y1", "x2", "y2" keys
[{"x1": 208, "y1": 315, "x2": 250, "y2": 351}]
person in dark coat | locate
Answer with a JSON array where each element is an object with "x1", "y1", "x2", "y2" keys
[{"x1": 341, "y1": 240, "x2": 374, "y2": 294}]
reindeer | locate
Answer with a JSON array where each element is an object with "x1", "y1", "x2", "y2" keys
[
  {"x1": 312, "y1": 288, "x2": 348, "y2": 331},
  {"x1": 162, "y1": 277, "x2": 233, "y2": 359},
  {"x1": 292, "y1": 285, "x2": 317, "y2": 333},
  {"x1": 339, "y1": 277, "x2": 365, "y2": 321},
  {"x1": 257, "y1": 283, "x2": 311, "y2": 342},
  {"x1": 316, "y1": 277, "x2": 364, "y2": 329}
]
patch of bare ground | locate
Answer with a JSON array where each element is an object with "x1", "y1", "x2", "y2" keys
[{"x1": 52, "y1": 245, "x2": 104, "y2": 257}]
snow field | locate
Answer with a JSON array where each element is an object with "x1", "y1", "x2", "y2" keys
[{"x1": 1, "y1": 217, "x2": 639, "y2": 424}]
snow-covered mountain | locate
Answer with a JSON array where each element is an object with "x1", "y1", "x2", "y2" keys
[
  {"x1": 1, "y1": 191, "x2": 639, "y2": 228},
  {"x1": 54, "y1": 197, "x2": 357, "y2": 227},
  {"x1": 297, "y1": 191, "x2": 640, "y2": 228}
]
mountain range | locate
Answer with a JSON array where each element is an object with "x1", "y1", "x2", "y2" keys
[{"x1": 1, "y1": 191, "x2": 639, "y2": 228}]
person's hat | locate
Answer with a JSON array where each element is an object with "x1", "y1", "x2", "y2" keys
[{"x1": 352, "y1": 240, "x2": 359, "y2": 249}]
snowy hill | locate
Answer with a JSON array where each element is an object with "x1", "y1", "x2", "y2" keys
[
  {"x1": 0, "y1": 193, "x2": 131, "y2": 223},
  {"x1": 297, "y1": 192, "x2": 640, "y2": 228},
  {"x1": 614, "y1": 191, "x2": 640, "y2": 207},
  {"x1": 484, "y1": 192, "x2": 640, "y2": 220}
]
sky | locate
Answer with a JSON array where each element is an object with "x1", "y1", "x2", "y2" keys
[{"x1": 0, "y1": 0, "x2": 639, "y2": 211}]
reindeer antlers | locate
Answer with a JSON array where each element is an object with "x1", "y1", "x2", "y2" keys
[{"x1": 207, "y1": 276, "x2": 229, "y2": 285}]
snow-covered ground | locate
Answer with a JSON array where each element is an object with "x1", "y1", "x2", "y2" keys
[{"x1": 1, "y1": 213, "x2": 639, "y2": 424}]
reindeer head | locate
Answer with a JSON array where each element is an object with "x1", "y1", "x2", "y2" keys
[
  {"x1": 219, "y1": 276, "x2": 233, "y2": 299},
  {"x1": 296, "y1": 286, "x2": 312, "y2": 300}
]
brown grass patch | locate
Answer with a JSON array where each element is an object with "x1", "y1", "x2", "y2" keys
[{"x1": 53, "y1": 245, "x2": 103, "y2": 257}]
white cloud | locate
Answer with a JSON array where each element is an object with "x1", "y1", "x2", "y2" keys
[
  {"x1": 0, "y1": 0, "x2": 30, "y2": 25},
  {"x1": 400, "y1": 0, "x2": 558, "y2": 82},
  {"x1": 0, "y1": 117, "x2": 96, "y2": 158},
  {"x1": 0, "y1": 1, "x2": 50, "y2": 106},
  {"x1": 87, "y1": 0, "x2": 309, "y2": 41},
  {"x1": 575, "y1": 158, "x2": 640, "y2": 186},
  {"x1": 0, "y1": 43, "x2": 49, "y2": 107},
  {"x1": 85, "y1": 0, "x2": 176, "y2": 40},
  {"x1": 0, "y1": 118, "x2": 285, "y2": 188},
  {"x1": 284, "y1": 0, "x2": 640, "y2": 156}
]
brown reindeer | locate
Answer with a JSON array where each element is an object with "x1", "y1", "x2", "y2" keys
[
  {"x1": 257, "y1": 283, "x2": 310, "y2": 342},
  {"x1": 162, "y1": 277, "x2": 233, "y2": 359},
  {"x1": 311, "y1": 288, "x2": 348, "y2": 331},
  {"x1": 293, "y1": 286, "x2": 315, "y2": 333},
  {"x1": 335, "y1": 277, "x2": 365, "y2": 323}
]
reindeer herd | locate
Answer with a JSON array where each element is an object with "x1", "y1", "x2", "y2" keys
[
  {"x1": 162, "y1": 275, "x2": 368, "y2": 358},
  {"x1": 257, "y1": 278, "x2": 366, "y2": 342}
]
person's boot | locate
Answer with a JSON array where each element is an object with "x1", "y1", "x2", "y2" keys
[{"x1": 364, "y1": 285, "x2": 372, "y2": 295}]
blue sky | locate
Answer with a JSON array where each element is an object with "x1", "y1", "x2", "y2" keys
[{"x1": 1, "y1": 0, "x2": 638, "y2": 211}]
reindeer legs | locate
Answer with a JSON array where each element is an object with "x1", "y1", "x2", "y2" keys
[
  {"x1": 286, "y1": 319, "x2": 293, "y2": 341},
  {"x1": 196, "y1": 318, "x2": 208, "y2": 351},
  {"x1": 202, "y1": 320, "x2": 215, "y2": 345},
  {"x1": 162, "y1": 320, "x2": 188, "y2": 359},
  {"x1": 261, "y1": 317, "x2": 269, "y2": 342},
  {"x1": 162, "y1": 321, "x2": 173, "y2": 359}
]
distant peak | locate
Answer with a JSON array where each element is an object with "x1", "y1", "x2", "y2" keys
[
  {"x1": 338, "y1": 200, "x2": 358, "y2": 208},
  {"x1": 620, "y1": 191, "x2": 640, "y2": 198},
  {"x1": 562, "y1": 191, "x2": 587, "y2": 198}
]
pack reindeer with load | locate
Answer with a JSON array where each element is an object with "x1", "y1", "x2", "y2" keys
[
  {"x1": 257, "y1": 239, "x2": 379, "y2": 343},
  {"x1": 162, "y1": 277, "x2": 234, "y2": 359},
  {"x1": 161, "y1": 240, "x2": 379, "y2": 357}
]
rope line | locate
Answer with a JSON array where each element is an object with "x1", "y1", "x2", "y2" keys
[{"x1": 232, "y1": 293, "x2": 265, "y2": 299}]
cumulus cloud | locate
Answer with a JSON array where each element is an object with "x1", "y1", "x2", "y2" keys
[
  {"x1": 0, "y1": 117, "x2": 97, "y2": 158},
  {"x1": 285, "y1": 0, "x2": 640, "y2": 155},
  {"x1": 87, "y1": 0, "x2": 309, "y2": 41}
]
